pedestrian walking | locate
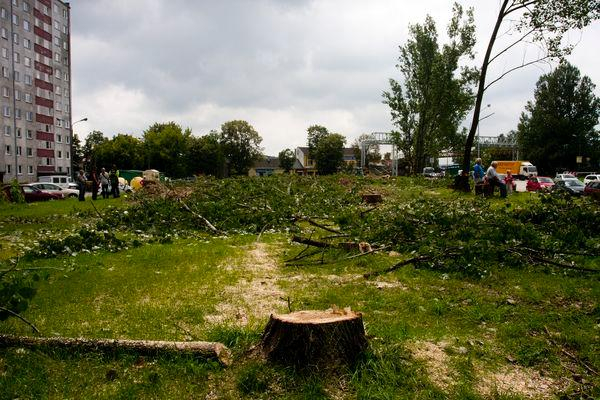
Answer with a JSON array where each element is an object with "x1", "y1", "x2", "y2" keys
[
  {"x1": 100, "y1": 167, "x2": 109, "y2": 199},
  {"x1": 77, "y1": 170, "x2": 86, "y2": 201}
]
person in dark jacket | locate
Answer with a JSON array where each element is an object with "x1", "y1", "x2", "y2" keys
[
  {"x1": 109, "y1": 165, "x2": 120, "y2": 198},
  {"x1": 77, "y1": 170, "x2": 86, "y2": 201}
]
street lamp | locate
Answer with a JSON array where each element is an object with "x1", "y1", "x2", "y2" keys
[
  {"x1": 70, "y1": 117, "x2": 88, "y2": 175},
  {"x1": 477, "y1": 105, "x2": 493, "y2": 158}
]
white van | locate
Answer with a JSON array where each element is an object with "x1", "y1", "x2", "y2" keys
[{"x1": 38, "y1": 175, "x2": 74, "y2": 189}]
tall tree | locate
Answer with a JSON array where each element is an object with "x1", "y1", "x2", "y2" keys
[
  {"x1": 219, "y1": 120, "x2": 263, "y2": 176},
  {"x1": 83, "y1": 130, "x2": 107, "y2": 171},
  {"x1": 314, "y1": 133, "x2": 346, "y2": 175},
  {"x1": 143, "y1": 122, "x2": 192, "y2": 178},
  {"x1": 517, "y1": 62, "x2": 599, "y2": 173},
  {"x1": 93, "y1": 134, "x2": 144, "y2": 171},
  {"x1": 188, "y1": 131, "x2": 226, "y2": 177},
  {"x1": 460, "y1": 0, "x2": 600, "y2": 180},
  {"x1": 71, "y1": 134, "x2": 83, "y2": 172},
  {"x1": 383, "y1": 3, "x2": 477, "y2": 174},
  {"x1": 278, "y1": 148, "x2": 296, "y2": 173},
  {"x1": 307, "y1": 125, "x2": 330, "y2": 153}
]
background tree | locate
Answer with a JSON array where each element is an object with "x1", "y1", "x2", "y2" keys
[
  {"x1": 461, "y1": 0, "x2": 600, "y2": 179},
  {"x1": 188, "y1": 132, "x2": 225, "y2": 177},
  {"x1": 93, "y1": 134, "x2": 144, "y2": 171},
  {"x1": 219, "y1": 120, "x2": 263, "y2": 176},
  {"x1": 278, "y1": 148, "x2": 296, "y2": 173},
  {"x1": 517, "y1": 62, "x2": 599, "y2": 174},
  {"x1": 71, "y1": 134, "x2": 83, "y2": 172},
  {"x1": 83, "y1": 131, "x2": 107, "y2": 171},
  {"x1": 143, "y1": 122, "x2": 192, "y2": 178},
  {"x1": 313, "y1": 133, "x2": 346, "y2": 175},
  {"x1": 307, "y1": 125, "x2": 330, "y2": 153},
  {"x1": 383, "y1": 4, "x2": 477, "y2": 174}
]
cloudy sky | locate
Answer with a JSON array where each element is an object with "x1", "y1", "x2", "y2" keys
[{"x1": 69, "y1": 0, "x2": 599, "y2": 155}]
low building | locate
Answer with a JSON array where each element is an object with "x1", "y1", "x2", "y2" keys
[{"x1": 248, "y1": 156, "x2": 283, "y2": 177}]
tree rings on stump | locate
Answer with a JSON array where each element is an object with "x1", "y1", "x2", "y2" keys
[{"x1": 261, "y1": 309, "x2": 368, "y2": 368}]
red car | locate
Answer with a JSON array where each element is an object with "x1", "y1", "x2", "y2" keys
[
  {"x1": 584, "y1": 181, "x2": 600, "y2": 198},
  {"x1": 2, "y1": 184, "x2": 63, "y2": 202},
  {"x1": 526, "y1": 176, "x2": 555, "y2": 192}
]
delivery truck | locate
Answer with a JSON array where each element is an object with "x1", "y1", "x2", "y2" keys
[{"x1": 493, "y1": 161, "x2": 537, "y2": 179}]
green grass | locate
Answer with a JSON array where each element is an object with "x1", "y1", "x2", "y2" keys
[{"x1": 1, "y1": 182, "x2": 598, "y2": 399}]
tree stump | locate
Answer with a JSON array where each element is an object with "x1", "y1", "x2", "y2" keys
[
  {"x1": 261, "y1": 309, "x2": 368, "y2": 368},
  {"x1": 361, "y1": 193, "x2": 383, "y2": 204}
]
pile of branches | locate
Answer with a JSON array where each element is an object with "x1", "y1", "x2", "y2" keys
[{"x1": 290, "y1": 193, "x2": 600, "y2": 277}]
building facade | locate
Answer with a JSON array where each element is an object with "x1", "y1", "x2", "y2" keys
[{"x1": 0, "y1": 0, "x2": 71, "y2": 183}]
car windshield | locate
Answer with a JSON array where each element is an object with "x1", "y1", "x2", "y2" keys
[
  {"x1": 538, "y1": 177, "x2": 553, "y2": 183},
  {"x1": 565, "y1": 180, "x2": 584, "y2": 187}
]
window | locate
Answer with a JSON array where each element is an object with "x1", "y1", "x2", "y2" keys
[
  {"x1": 2, "y1": 67, "x2": 9, "y2": 78},
  {"x1": 28, "y1": 165, "x2": 33, "y2": 175},
  {"x1": 54, "y1": 52, "x2": 60, "y2": 62},
  {"x1": 63, "y1": 56, "x2": 68, "y2": 65},
  {"x1": 54, "y1": 36, "x2": 60, "y2": 46},
  {"x1": 56, "y1": 102, "x2": 61, "y2": 111},
  {"x1": 23, "y1": 2, "x2": 30, "y2": 12},
  {"x1": 16, "y1": 127, "x2": 21, "y2": 137},
  {"x1": 64, "y1": 72, "x2": 69, "y2": 81},
  {"x1": 12, "y1": 14, "x2": 18, "y2": 26},
  {"x1": 16, "y1": 146, "x2": 22, "y2": 155},
  {"x1": 13, "y1": 32, "x2": 18, "y2": 44},
  {"x1": 63, "y1": 25, "x2": 68, "y2": 34},
  {"x1": 1, "y1": 28, "x2": 7, "y2": 39},
  {"x1": 63, "y1": 41, "x2": 67, "y2": 50},
  {"x1": 3, "y1": 106, "x2": 10, "y2": 117},
  {"x1": 26, "y1": 147, "x2": 32, "y2": 156},
  {"x1": 54, "y1": 20, "x2": 59, "y2": 30},
  {"x1": 55, "y1": 86, "x2": 61, "y2": 95},
  {"x1": 12, "y1": 0, "x2": 18, "y2": 7},
  {"x1": 5, "y1": 145, "x2": 10, "y2": 154},
  {"x1": 2, "y1": 87, "x2": 8, "y2": 97},
  {"x1": 23, "y1": 38, "x2": 31, "y2": 49},
  {"x1": 24, "y1": 93, "x2": 32, "y2": 103},
  {"x1": 57, "y1": 150, "x2": 62, "y2": 158},
  {"x1": 66, "y1": 151, "x2": 70, "y2": 159},
  {"x1": 3, "y1": 126, "x2": 10, "y2": 135},
  {"x1": 55, "y1": 69, "x2": 61, "y2": 79},
  {"x1": 13, "y1": 71, "x2": 19, "y2": 82},
  {"x1": 45, "y1": 141, "x2": 51, "y2": 149},
  {"x1": 24, "y1": 74, "x2": 32, "y2": 85},
  {"x1": 13, "y1": 52, "x2": 19, "y2": 63},
  {"x1": 57, "y1": 166, "x2": 62, "y2": 172},
  {"x1": 15, "y1": 108, "x2": 21, "y2": 119},
  {"x1": 65, "y1": 120, "x2": 70, "y2": 128},
  {"x1": 23, "y1": 20, "x2": 30, "y2": 31},
  {"x1": 1, "y1": 47, "x2": 7, "y2": 58},
  {"x1": 25, "y1": 111, "x2": 33, "y2": 121},
  {"x1": 0, "y1": 8, "x2": 6, "y2": 19},
  {"x1": 56, "y1": 118, "x2": 62, "y2": 127},
  {"x1": 6, "y1": 164, "x2": 10, "y2": 174},
  {"x1": 15, "y1": 89, "x2": 21, "y2": 100},
  {"x1": 26, "y1": 129, "x2": 32, "y2": 138},
  {"x1": 42, "y1": 5, "x2": 48, "y2": 15},
  {"x1": 66, "y1": 136, "x2": 70, "y2": 144},
  {"x1": 17, "y1": 165, "x2": 22, "y2": 175},
  {"x1": 24, "y1": 56, "x2": 31, "y2": 67},
  {"x1": 56, "y1": 134, "x2": 62, "y2": 143}
]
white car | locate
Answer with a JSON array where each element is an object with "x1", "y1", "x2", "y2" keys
[
  {"x1": 583, "y1": 174, "x2": 600, "y2": 185},
  {"x1": 29, "y1": 182, "x2": 79, "y2": 198},
  {"x1": 555, "y1": 173, "x2": 577, "y2": 182}
]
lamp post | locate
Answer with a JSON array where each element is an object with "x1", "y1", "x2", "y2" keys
[
  {"x1": 70, "y1": 117, "x2": 88, "y2": 176},
  {"x1": 476, "y1": 105, "x2": 493, "y2": 158}
]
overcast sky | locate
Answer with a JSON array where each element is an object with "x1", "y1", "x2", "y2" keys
[{"x1": 69, "y1": 0, "x2": 600, "y2": 156}]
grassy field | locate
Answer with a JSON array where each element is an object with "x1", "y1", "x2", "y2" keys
[{"x1": 0, "y1": 179, "x2": 598, "y2": 399}]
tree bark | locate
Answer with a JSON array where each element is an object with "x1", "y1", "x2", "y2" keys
[
  {"x1": 261, "y1": 310, "x2": 368, "y2": 368},
  {"x1": 0, "y1": 334, "x2": 232, "y2": 366}
]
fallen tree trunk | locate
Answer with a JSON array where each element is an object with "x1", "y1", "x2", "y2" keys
[
  {"x1": 261, "y1": 309, "x2": 368, "y2": 369},
  {"x1": 0, "y1": 334, "x2": 232, "y2": 366}
]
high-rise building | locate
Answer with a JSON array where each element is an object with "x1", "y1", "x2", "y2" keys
[{"x1": 0, "y1": 0, "x2": 71, "y2": 183}]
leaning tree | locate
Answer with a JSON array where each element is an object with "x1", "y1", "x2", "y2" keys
[{"x1": 459, "y1": 0, "x2": 600, "y2": 186}]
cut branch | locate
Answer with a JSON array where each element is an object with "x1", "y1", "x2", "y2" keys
[
  {"x1": 293, "y1": 216, "x2": 343, "y2": 234},
  {"x1": 0, "y1": 307, "x2": 39, "y2": 333},
  {"x1": 363, "y1": 255, "x2": 432, "y2": 279},
  {"x1": 0, "y1": 334, "x2": 232, "y2": 366},
  {"x1": 179, "y1": 200, "x2": 221, "y2": 234}
]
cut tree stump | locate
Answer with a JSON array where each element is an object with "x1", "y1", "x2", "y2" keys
[
  {"x1": 261, "y1": 309, "x2": 368, "y2": 368},
  {"x1": 361, "y1": 193, "x2": 383, "y2": 204},
  {"x1": 0, "y1": 334, "x2": 232, "y2": 366}
]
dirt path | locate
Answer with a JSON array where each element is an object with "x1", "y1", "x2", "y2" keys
[{"x1": 204, "y1": 242, "x2": 287, "y2": 326}]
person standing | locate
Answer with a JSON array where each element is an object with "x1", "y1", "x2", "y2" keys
[
  {"x1": 90, "y1": 167, "x2": 99, "y2": 200},
  {"x1": 100, "y1": 167, "x2": 110, "y2": 199},
  {"x1": 77, "y1": 170, "x2": 86, "y2": 201},
  {"x1": 110, "y1": 165, "x2": 120, "y2": 198},
  {"x1": 504, "y1": 170, "x2": 514, "y2": 195}
]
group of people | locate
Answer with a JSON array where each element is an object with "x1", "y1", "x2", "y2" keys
[
  {"x1": 76, "y1": 165, "x2": 120, "y2": 201},
  {"x1": 473, "y1": 158, "x2": 513, "y2": 198}
]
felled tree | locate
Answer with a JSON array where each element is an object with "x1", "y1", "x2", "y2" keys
[{"x1": 460, "y1": 0, "x2": 600, "y2": 179}]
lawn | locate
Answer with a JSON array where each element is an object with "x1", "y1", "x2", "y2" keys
[{"x1": 0, "y1": 176, "x2": 598, "y2": 399}]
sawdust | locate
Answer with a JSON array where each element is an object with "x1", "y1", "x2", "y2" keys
[
  {"x1": 476, "y1": 365, "x2": 567, "y2": 399},
  {"x1": 204, "y1": 243, "x2": 287, "y2": 326},
  {"x1": 409, "y1": 341, "x2": 456, "y2": 390}
]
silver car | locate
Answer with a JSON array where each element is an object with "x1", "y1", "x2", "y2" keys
[{"x1": 29, "y1": 182, "x2": 79, "y2": 198}]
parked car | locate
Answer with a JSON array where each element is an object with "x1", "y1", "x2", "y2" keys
[
  {"x1": 555, "y1": 173, "x2": 577, "y2": 181},
  {"x1": 497, "y1": 173, "x2": 517, "y2": 192},
  {"x1": 37, "y1": 175, "x2": 75, "y2": 189},
  {"x1": 526, "y1": 176, "x2": 555, "y2": 192},
  {"x1": 583, "y1": 181, "x2": 600, "y2": 198},
  {"x1": 553, "y1": 179, "x2": 585, "y2": 196},
  {"x1": 2, "y1": 184, "x2": 62, "y2": 202},
  {"x1": 29, "y1": 182, "x2": 79, "y2": 198},
  {"x1": 583, "y1": 174, "x2": 600, "y2": 186}
]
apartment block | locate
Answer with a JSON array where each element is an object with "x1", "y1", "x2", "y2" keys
[{"x1": 0, "y1": 0, "x2": 71, "y2": 183}]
